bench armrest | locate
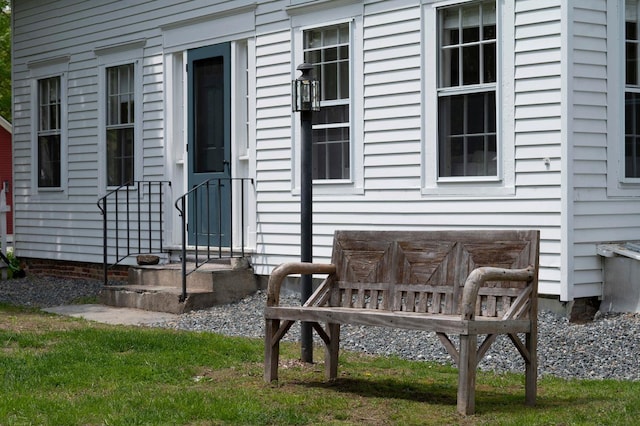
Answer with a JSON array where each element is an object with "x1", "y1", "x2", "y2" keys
[
  {"x1": 461, "y1": 265, "x2": 536, "y2": 320},
  {"x1": 266, "y1": 262, "x2": 337, "y2": 307}
]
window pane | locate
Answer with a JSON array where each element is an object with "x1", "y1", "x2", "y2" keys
[
  {"x1": 193, "y1": 56, "x2": 225, "y2": 173},
  {"x1": 38, "y1": 77, "x2": 61, "y2": 131},
  {"x1": 467, "y1": 136, "x2": 485, "y2": 176},
  {"x1": 313, "y1": 105, "x2": 349, "y2": 125},
  {"x1": 462, "y1": 4, "x2": 480, "y2": 43},
  {"x1": 108, "y1": 95, "x2": 119, "y2": 125},
  {"x1": 312, "y1": 137, "x2": 325, "y2": 179},
  {"x1": 108, "y1": 68, "x2": 118, "y2": 96},
  {"x1": 339, "y1": 24, "x2": 349, "y2": 43},
  {"x1": 339, "y1": 60, "x2": 349, "y2": 99},
  {"x1": 338, "y1": 45, "x2": 349, "y2": 60},
  {"x1": 626, "y1": 93, "x2": 635, "y2": 134},
  {"x1": 462, "y1": 45, "x2": 480, "y2": 85},
  {"x1": 305, "y1": 50, "x2": 321, "y2": 64},
  {"x1": 439, "y1": 1, "x2": 495, "y2": 89},
  {"x1": 328, "y1": 141, "x2": 345, "y2": 179},
  {"x1": 441, "y1": 47, "x2": 459, "y2": 87},
  {"x1": 483, "y1": 42, "x2": 496, "y2": 83},
  {"x1": 40, "y1": 105, "x2": 49, "y2": 132},
  {"x1": 107, "y1": 127, "x2": 134, "y2": 186},
  {"x1": 628, "y1": 20, "x2": 639, "y2": 41},
  {"x1": 467, "y1": 93, "x2": 485, "y2": 133},
  {"x1": 487, "y1": 135, "x2": 497, "y2": 176},
  {"x1": 627, "y1": 42, "x2": 638, "y2": 86},
  {"x1": 449, "y1": 96, "x2": 464, "y2": 134},
  {"x1": 626, "y1": 2, "x2": 640, "y2": 178},
  {"x1": 625, "y1": 92, "x2": 640, "y2": 177},
  {"x1": 119, "y1": 66, "x2": 131, "y2": 93},
  {"x1": 439, "y1": 91, "x2": 496, "y2": 177},
  {"x1": 487, "y1": 91, "x2": 496, "y2": 132},
  {"x1": 626, "y1": 137, "x2": 640, "y2": 178},
  {"x1": 120, "y1": 94, "x2": 132, "y2": 125},
  {"x1": 324, "y1": 46, "x2": 337, "y2": 62},
  {"x1": 38, "y1": 135, "x2": 61, "y2": 187},
  {"x1": 483, "y1": 23, "x2": 496, "y2": 41},
  {"x1": 305, "y1": 29, "x2": 322, "y2": 49},
  {"x1": 107, "y1": 64, "x2": 134, "y2": 126},
  {"x1": 443, "y1": 28, "x2": 459, "y2": 46},
  {"x1": 324, "y1": 27, "x2": 338, "y2": 45},
  {"x1": 322, "y1": 62, "x2": 338, "y2": 101}
]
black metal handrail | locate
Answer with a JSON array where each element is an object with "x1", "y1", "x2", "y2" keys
[
  {"x1": 97, "y1": 180, "x2": 172, "y2": 286},
  {"x1": 174, "y1": 177, "x2": 253, "y2": 302}
]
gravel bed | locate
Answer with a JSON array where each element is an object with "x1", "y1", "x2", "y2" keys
[
  {"x1": 1, "y1": 277, "x2": 639, "y2": 381},
  {"x1": 0, "y1": 275, "x2": 104, "y2": 307},
  {"x1": 153, "y1": 291, "x2": 640, "y2": 381}
]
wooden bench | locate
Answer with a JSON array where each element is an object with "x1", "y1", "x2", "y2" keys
[{"x1": 264, "y1": 230, "x2": 539, "y2": 415}]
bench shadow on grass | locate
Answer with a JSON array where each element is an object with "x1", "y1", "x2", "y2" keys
[{"x1": 297, "y1": 376, "x2": 602, "y2": 414}]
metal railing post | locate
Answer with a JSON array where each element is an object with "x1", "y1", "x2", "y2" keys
[
  {"x1": 180, "y1": 196, "x2": 187, "y2": 302},
  {"x1": 102, "y1": 198, "x2": 108, "y2": 286}
]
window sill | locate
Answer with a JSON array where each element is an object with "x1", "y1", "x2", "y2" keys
[
  {"x1": 421, "y1": 181, "x2": 515, "y2": 198},
  {"x1": 106, "y1": 185, "x2": 138, "y2": 193},
  {"x1": 37, "y1": 187, "x2": 64, "y2": 193},
  {"x1": 292, "y1": 180, "x2": 364, "y2": 196},
  {"x1": 606, "y1": 181, "x2": 640, "y2": 198}
]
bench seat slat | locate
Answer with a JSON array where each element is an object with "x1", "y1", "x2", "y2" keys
[{"x1": 265, "y1": 306, "x2": 531, "y2": 335}]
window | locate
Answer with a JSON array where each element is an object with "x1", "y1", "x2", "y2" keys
[
  {"x1": 37, "y1": 76, "x2": 61, "y2": 188},
  {"x1": 304, "y1": 23, "x2": 350, "y2": 180},
  {"x1": 626, "y1": 0, "x2": 640, "y2": 178},
  {"x1": 106, "y1": 63, "x2": 135, "y2": 187},
  {"x1": 437, "y1": 1, "x2": 496, "y2": 178}
]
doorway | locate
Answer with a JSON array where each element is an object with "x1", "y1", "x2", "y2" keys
[{"x1": 187, "y1": 43, "x2": 231, "y2": 246}]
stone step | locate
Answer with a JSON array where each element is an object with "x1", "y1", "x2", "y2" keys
[{"x1": 99, "y1": 258, "x2": 258, "y2": 314}]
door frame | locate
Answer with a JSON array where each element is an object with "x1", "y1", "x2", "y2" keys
[
  {"x1": 164, "y1": 40, "x2": 256, "y2": 253},
  {"x1": 187, "y1": 42, "x2": 232, "y2": 247}
]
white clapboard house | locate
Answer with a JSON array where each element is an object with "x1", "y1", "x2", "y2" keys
[{"x1": 10, "y1": 0, "x2": 640, "y2": 314}]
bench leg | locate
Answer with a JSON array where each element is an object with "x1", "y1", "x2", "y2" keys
[
  {"x1": 525, "y1": 330, "x2": 537, "y2": 406},
  {"x1": 457, "y1": 334, "x2": 477, "y2": 415},
  {"x1": 325, "y1": 323, "x2": 340, "y2": 380},
  {"x1": 264, "y1": 319, "x2": 280, "y2": 383}
]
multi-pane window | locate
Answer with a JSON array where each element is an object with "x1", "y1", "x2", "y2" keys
[
  {"x1": 106, "y1": 63, "x2": 135, "y2": 186},
  {"x1": 626, "y1": 0, "x2": 640, "y2": 178},
  {"x1": 438, "y1": 1, "x2": 497, "y2": 178},
  {"x1": 304, "y1": 23, "x2": 350, "y2": 180},
  {"x1": 37, "y1": 76, "x2": 61, "y2": 188}
]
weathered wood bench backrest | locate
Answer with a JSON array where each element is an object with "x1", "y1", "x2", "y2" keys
[{"x1": 328, "y1": 230, "x2": 539, "y2": 318}]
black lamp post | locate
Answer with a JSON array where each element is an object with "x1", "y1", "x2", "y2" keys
[{"x1": 292, "y1": 63, "x2": 320, "y2": 363}]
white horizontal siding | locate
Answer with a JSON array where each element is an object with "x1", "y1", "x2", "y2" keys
[
  {"x1": 568, "y1": 0, "x2": 638, "y2": 300},
  {"x1": 15, "y1": 0, "x2": 623, "y2": 303},
  {"x1": 510, "y1": 0, "x2": 563, "y2": 296},
  {"x1": 12, "y1": 0, "x2": 254, "y2": 265}
]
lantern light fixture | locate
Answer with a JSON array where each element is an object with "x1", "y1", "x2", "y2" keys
[{"x1": 292, "y1": 63, "x2": 320, "y2": 112}]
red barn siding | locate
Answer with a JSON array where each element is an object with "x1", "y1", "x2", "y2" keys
[{"x1": 0, "y1": 120, "x2": 13, "y2": 236}]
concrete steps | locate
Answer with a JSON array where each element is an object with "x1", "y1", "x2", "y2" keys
[{"x1": 99, "y1": 258, "x2": 258, "y2": 314}]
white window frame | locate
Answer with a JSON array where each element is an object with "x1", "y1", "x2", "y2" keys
[
  {"x1": 95, "y1": 42, "x2": 144, "y2": 192},
  {"x1": 28, "y1": 56, "x2": 69, "y2": 196},
  {"x1": 289, "y1": 0, "x2": 364, "y2": 195},
  {"x1": 304, "y1": 22, "x2": 351, "y2": 181},
  {"x1": 422, "y1": 0, "x2": 514, "y2": 197},
  {"x1": 105, "y1": 63, "x2": 136, "y2": 187},
  {"x1": 608, "y1": 0, "x2": 640, "y2": 195},
  {"x1": 37, "y1": 76, "x2": 63, "y2": 189}
]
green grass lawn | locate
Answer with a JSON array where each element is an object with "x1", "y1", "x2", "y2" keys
[{"x1": 1, "y1": 304, "x2": 638, "y2": 425}]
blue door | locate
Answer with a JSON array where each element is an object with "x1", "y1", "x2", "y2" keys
[{"x1": 187, "y1": 43, "x2": 231, "y2": 247}]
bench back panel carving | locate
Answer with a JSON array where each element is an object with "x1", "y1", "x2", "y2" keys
[{"x1": 329, "y1": 230, "x2": 539, "y2": 318}]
